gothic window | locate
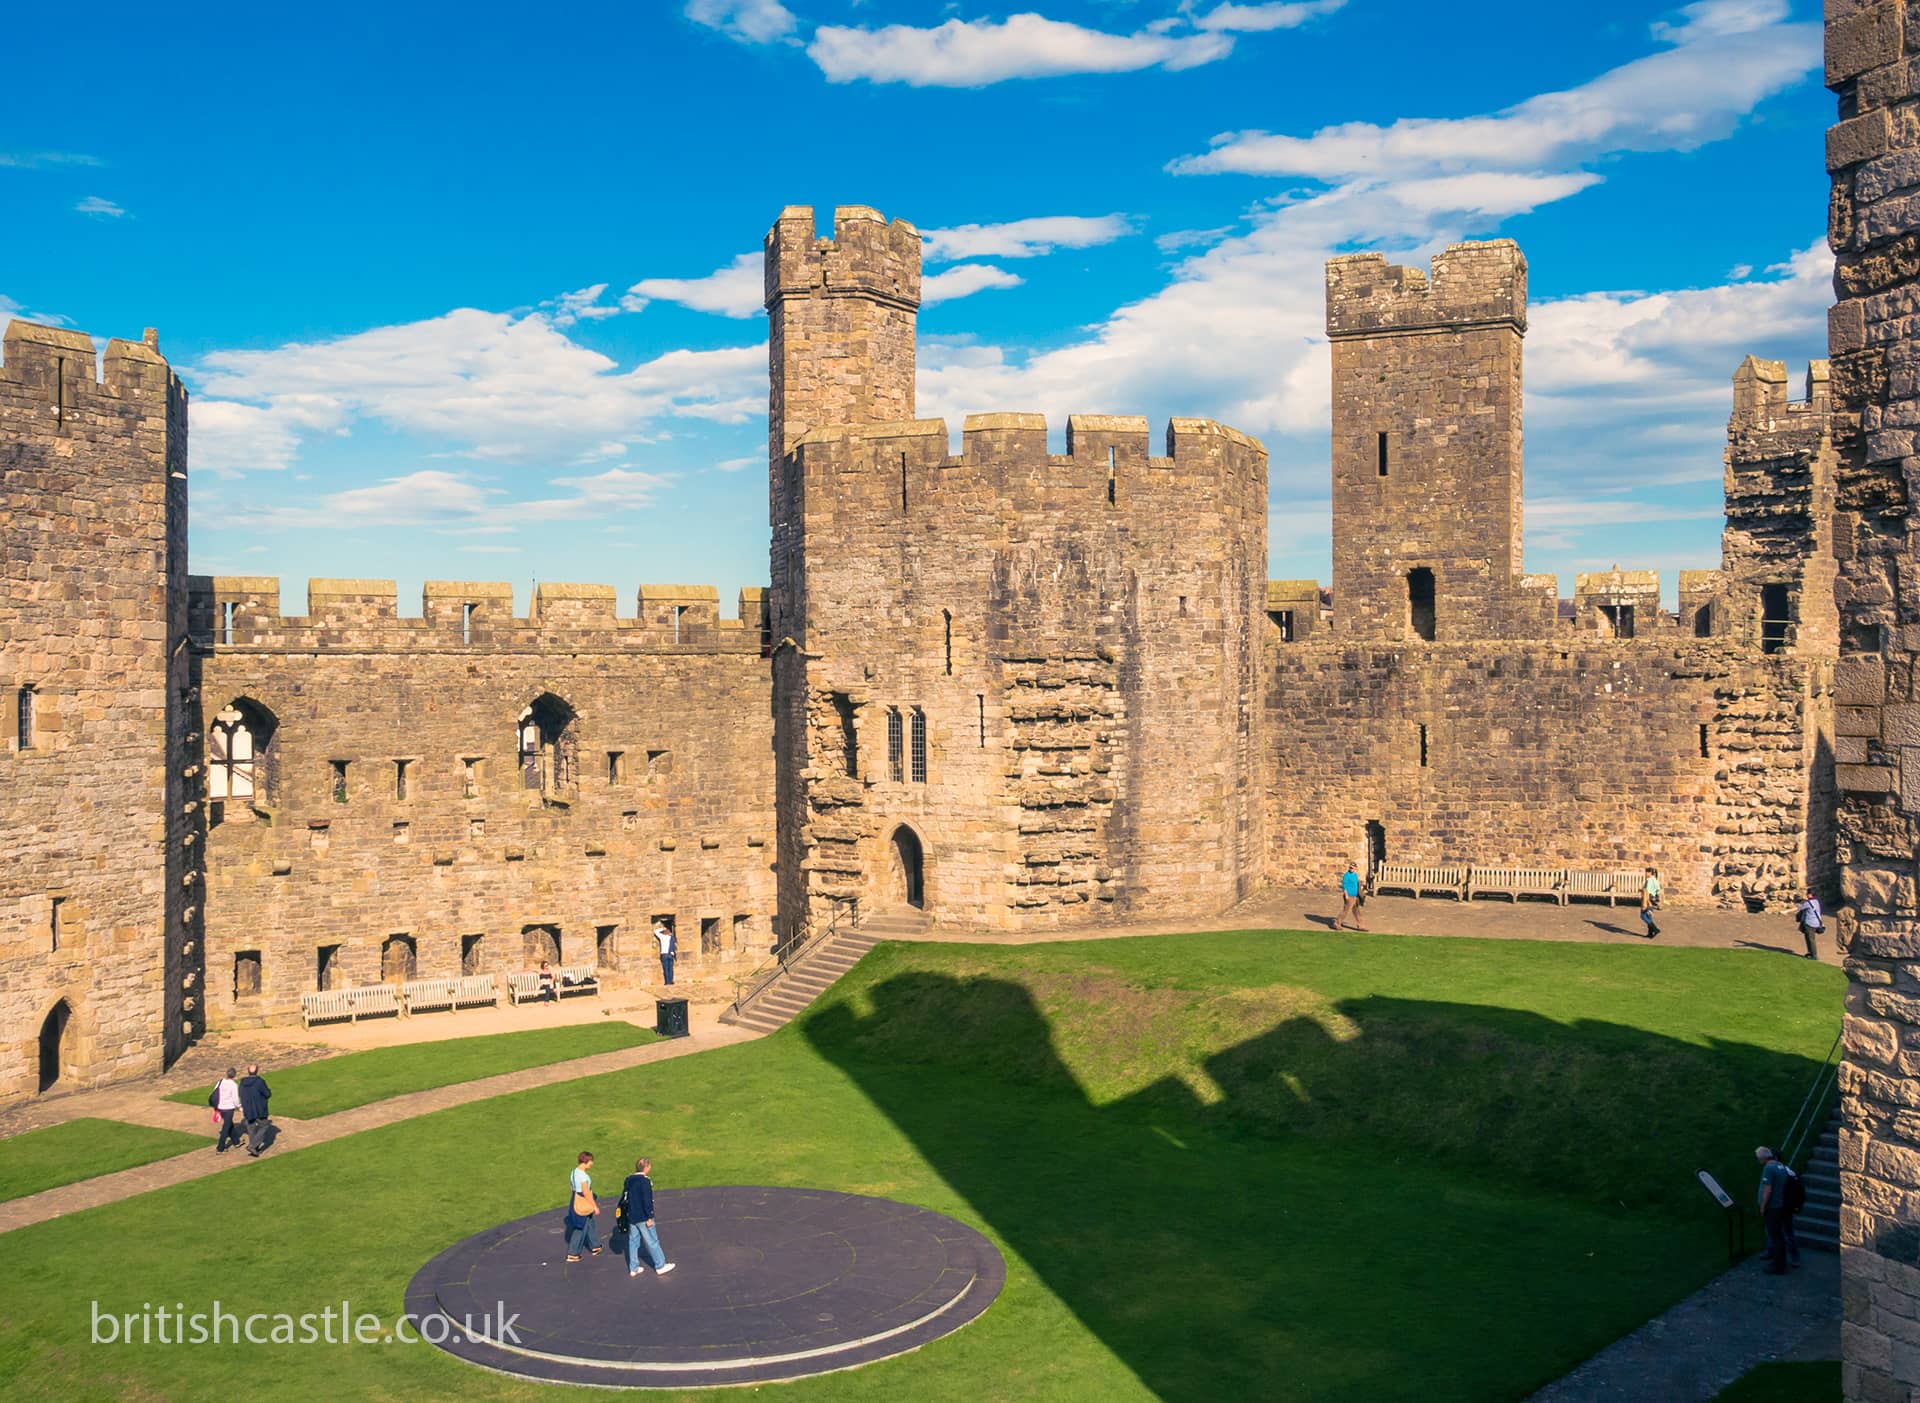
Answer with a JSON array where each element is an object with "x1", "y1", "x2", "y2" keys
[
  {"x1": 909, "y1": 708, "x2": 927, "y2": 784},
  {"x1": 887, "y1": 708, "x2": 904, "y2": 783},
  {"x1": 209, "y1": 700, "x2": 276, "y2": 802},
  {"x1": 16, "y1": 685, "x2": 35, "y2": 750},
  {"x1": 518, "y1": 694, "x2": 578, "y2": 794}
]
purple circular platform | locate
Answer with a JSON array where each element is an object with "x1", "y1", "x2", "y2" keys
[{"x1": 403, "y1": 1185, "x2": 1006, "y2": 1389}]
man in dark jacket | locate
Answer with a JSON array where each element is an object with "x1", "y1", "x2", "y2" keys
[
  {"x1": 237, "y1": 1063, "x2": 272, "y2": 1158},
  {"x1": 621, "y1": 1156, "x2": 675, "y2": 1278}
]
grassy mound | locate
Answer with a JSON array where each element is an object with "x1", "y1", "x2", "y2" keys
[{"x1": 166, "y1": 1022, "x2": 660, "y2": 1118}]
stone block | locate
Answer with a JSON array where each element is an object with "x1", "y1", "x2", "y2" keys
[{"x1": 1828, "y1": 3, "x2": 1905, "y2": 85}]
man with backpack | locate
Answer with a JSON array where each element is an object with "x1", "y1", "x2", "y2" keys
[{"x1": 1755, "y1": 1146, "x2": 1804, "y2": 1273}]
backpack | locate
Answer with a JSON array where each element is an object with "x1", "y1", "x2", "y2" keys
[
  {"x1": 615, "y1": 1189, "x2": 630, "y2": 1229},
  {"x1": 1784, "y1": 1168, "x2": 1806, "y2": 1213}
]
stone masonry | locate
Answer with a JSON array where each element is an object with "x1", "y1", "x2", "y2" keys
[{"x1": 1825, "y1": 3, "x2": 1920, "y2": 1399}]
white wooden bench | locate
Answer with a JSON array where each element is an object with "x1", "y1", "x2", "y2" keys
[
  {"x1": 401, "y1": 973, "x2": 499, "y2": 1015},
  {"x1": 1565, "y1": 870, "x2": 1644, "y2": 907},
  {"x1": 299, "y1": 983, "x2": 402, "y2": 1027},
  {"x1": 506, "y1": 967, "x2": 600, "y2": 1004},
  {"x1": 1370, "y1": 862, "x2": 1468, "y2": 900},
  {"x1": 1467, "y1": 866, "x2": 1568, "y2": 903}
]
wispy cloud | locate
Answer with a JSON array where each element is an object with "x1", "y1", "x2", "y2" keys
[
  {"x1": 75, "y1": 196, "x2": 126, "y2": 218},
  {"x1": 923, "y1": 264, "x2": 1023, "y2": 303},
  {"x1": 1193, "y1": 1, "x2": 1347, "y2": 33},
  {"x1": 227, "y1": 464, "x2": 677, "y2": 532},
  {"x1": 807, "y1": 14, "x2": 1236, "y2": 87},
  {"x1": 1171, "y1": 0, "x2": 1812, "y2": 177},
  {"x1": 923, "y1": 214, "x2": 1135, "y2": 262},
  {"x1": 623, "y1": 252, "x2": 763, "y2": 318},
  {"x1": 685, "y1": 0, "x2": 797, "y2": 44},
  {"x1": 189, "y1": 307, "x2": 764, "y2": 474},
  {"x1": 549, "y1": 284, "x2": 620, "y2": 326},
  {"x1": 0, "y1": 152, "x2": 101, "y2": 169}
]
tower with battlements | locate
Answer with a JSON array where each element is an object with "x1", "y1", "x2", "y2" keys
[
  {"x1": 0, "y1": 319, "x2": 195, "y2": 1101},
  {"x1": 767, "y1": 206, "x2": 1269, "y2": 943}
]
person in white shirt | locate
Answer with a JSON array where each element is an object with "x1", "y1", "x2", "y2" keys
[
  {"x1": 210, "y1": 1068, "x2": 243, "y2": 1154},
  {"x1": 653, "y1": 922, "x2": 676, "y2": 986}
]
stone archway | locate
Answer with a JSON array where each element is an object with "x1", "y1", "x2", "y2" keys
[
  {"x1": 888, "y1": 825, "x2": 926, "y2": 911},
  {"x1": 38, "y1": 999, "x2": 71, "y2": 1093}
]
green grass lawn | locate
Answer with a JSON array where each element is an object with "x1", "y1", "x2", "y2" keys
[
  {"x1": 165, "y1": 1022, "x2": 660, "y2": 1119},
  {"x1": 0, "y1": 1118, "x2": 207, "y2": 1203},
  {"x1": 0, "y1": 932, "x2": 1840, "y2": 1402},
  {"x1": 1711, "y1": 1360, "x2": 1842, "y2": 1401}
]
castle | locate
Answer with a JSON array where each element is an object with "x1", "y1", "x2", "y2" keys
[{"x1": 0, "y1": 204, "x2": 1840, "y2": 1104}]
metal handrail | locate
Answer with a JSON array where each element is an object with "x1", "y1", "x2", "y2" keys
[
  {"x1": 725, "y1": 896, "x2": 859, "y2": 1021},
  {"x1": 1780, "y1": 1027, "x2": 1843, "y2": 1170}
]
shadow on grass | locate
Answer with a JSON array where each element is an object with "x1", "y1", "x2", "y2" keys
[{"x1": 802, "y1": 971, "x2": 1826, "y2": 1402}]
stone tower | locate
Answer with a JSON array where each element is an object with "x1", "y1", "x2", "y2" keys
[
  {"x1": 1326, "y1": 241, "x2": 1554, "y2": 640},
  {"x1": 767, "y1": 205, "x2": 1268, "y2": 946},
  {"x1": 0, "y1": 319, "x2": 195, "y2": 1101}
]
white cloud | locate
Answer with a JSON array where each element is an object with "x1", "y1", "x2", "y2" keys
[
  {"x1": 0, "y1": 152, "x2": 100, "y2": 169},
  {"x1": 923, "y1": 264, "x2": 1024, "y2": 304},
  {"x1": 1171, "y1": 2, "x2": 1815, "y2": 177},
  {"x1": 923, "y1": 214, "x2": 1135, "y2": 262},
  {"x1": 75, "y1": 196, "x2": 126, "y2": 218},
  {"x1": 189, "y1": 307, "x2": 764, "y2": 473},
  {"x1": 714, "y1": 456, "x2": 758, "y2": 472},
  {"x1": 229, "y1": 464, "x2": 676, "y2": 532},
  {"x1": 550, "y1": 284, "x2": 619, "y2": 326},
  {"x1": 1194, "y1": 1, "x2": 1346, "y2": 34},
  {"x1": 808, "y1": 13, "x2": 1235, "y2": 87},
  {"x1": 623, "y1": 252, "x2": 762, "y2": 318},
  {"x1": 685, "y1": 0, "x2": 797, "y2": 44}
]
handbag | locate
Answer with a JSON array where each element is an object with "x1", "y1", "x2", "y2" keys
[{"x1": 571, "y1": 1189, "x2": 594, "y2": 1216}]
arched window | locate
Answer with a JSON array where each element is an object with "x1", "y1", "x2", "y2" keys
[
  {"x1": 518, "y1": 694, "x2": 578, "y2": 794},
  {"x1": 209, "y1": 699, "x2": 277, "y2": 802},
  {"x1": 909, "y1": 708, "x2": 927, "y2": 784},
  {"x1": 887, "y1": 708, "x2": 904, "y2": 784}
]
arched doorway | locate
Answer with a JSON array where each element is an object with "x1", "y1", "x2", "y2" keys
[
  {"x1": 889, "y1": 826, "x2": 926, "y2": 910},
  {"x1": 38, "y1": 1000, "x2": 71, "y2": 1093}
]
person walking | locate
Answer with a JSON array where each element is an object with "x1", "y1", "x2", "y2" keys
[
  {"x1": 209, "y1": 1068, "x2": 243, "y2": 1153},
  {"x1": 654, "y1": 921, "x2": 676, "y2": 986},
  {"x1": 237, "y1": 1062, "x2": 272, "y2": 1158},
  {"x1": 565, "y1": 1151, "x2": 603, "y2": 1262},
  {"x1": 1755, "y1": 1146, "x2": 1801, "y2": 1273},
  {"x1": 1338, "y1": 863, "x2": 1366, "y2": 932},
  {"x1": 1794, "y1": 890, "x2": 1825, "y2": 961},
  {"x1": 1640, "y1": 867, "x2": 1662, "y2": 939},
  {"x1": 621, "y1": 1156, "x2": 676, "y2": 1279}
]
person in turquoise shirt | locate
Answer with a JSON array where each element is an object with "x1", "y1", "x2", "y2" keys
[{"x1": 1339, "y1": 863, "x2": 1366, "y2": 932}]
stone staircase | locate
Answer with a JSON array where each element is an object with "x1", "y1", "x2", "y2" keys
[
  {"x1": 1795, "y1": 1107, "x2": 1842, "y2": 1253},
  {"x1": 720, "y1": 910, "x2": 926, "y2": 1036}
]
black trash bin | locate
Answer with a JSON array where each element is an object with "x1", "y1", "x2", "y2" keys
[{"x1": 655, "y1": 997, "x2": 690, "y2": 1039}]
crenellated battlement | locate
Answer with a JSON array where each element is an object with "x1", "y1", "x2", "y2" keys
[
  {"x1": 188, "y1": 577, "x2": 771, "y2": 652},
  {"x1": 2, "y1": 319, "x2": 183, "y2": 409},
  {"x1": 764, "y1": 205, "x2": 922, "y2": 312},
  {"x1": 1729, "y1": 356, "x2": 1831, "y2": 433},
  {"x1": 1326, "y1": 240, "x2": 1528, "y2": 340}
]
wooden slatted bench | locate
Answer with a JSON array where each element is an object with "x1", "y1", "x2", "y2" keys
[
  {"x1": 554, "y1": 963, "x2": 600, "y2": 998},
  {"x1": 401, "y1": 973, "x2": 500, "y2": 1015},
  {"x1": 1564, "y1": 870, "x2": 1644, "y2": 907},
  {"x1": 505, "y1": 971, "x2": 546, "y2": 1005},
  {"x1": 1467, "y1": 866, "x2": 1568, "y2": 904},
  {"x1": 1370, "y1": 862, "x2": 1468, "y2": 900},
  {"x1": 299, "y1": 983, "x2": 401, "y2": 1027}
]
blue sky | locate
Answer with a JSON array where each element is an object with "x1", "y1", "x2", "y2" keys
[{"x1": 1, "y1": 0, "x2": 1831, "y2": 614}]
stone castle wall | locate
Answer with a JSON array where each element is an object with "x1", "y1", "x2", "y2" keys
[
  {"x1": 1824, "y1": 3, "x2": 1920, "y2": 1398},
  {"x1": 187, "y1": 578, "x2": 777, "y2": 1029},
  {"x1": 774, "y1": 409, "x2": 1266, "y2": 936},
  {"x1": 0, "y1": 320, "x2": 192, "y2": 1103}
]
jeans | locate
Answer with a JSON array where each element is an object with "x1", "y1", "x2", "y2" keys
[
  {"x1": 216, "y1": 1108, "x2": 242, "y2": 1151},
  {"x1": 567, "y1": 1214, "x2": 601, "y2": 1256},
  {"x1": 626, "y1": 1220, "x2": 666, "y2": 1272},
  {"x1": 1763, "y1": 1207, "x2": 1791, "y2": 1271},
  {"x1": 1641, "y1": 908, "x2": 1659, "y2": 936},
  {"x1": 660, "y1": 954, "x2": 674, "y2": 986}
]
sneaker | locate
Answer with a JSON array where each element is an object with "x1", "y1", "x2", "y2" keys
[
  {"x1": 629, "y1": 1268, "x2": 641, "y2": 1278},
  {"x1": 657, "y1": 1263, "x2": 676, "y2": 1275}
]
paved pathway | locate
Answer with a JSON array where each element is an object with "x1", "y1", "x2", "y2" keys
[
  {"x1": 1527, "y1": 1254, "x2": 1839, "y2": 1402},
  {"x1": 0, "y1": 1016, "x2": 754, "y2": 1236}
]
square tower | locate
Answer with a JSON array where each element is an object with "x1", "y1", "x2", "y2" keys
[{"x1": 1326, "y1": 241, "x2": 1543, "y2": 641}]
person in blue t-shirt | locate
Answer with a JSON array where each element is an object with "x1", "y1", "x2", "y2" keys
[
  {"x1": 1756, "y1": 1146, "x2": 1799, "y2": 1274},
  {"x1": 1338, "y1": 863, "x2": 1366, "y2": 932}
]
